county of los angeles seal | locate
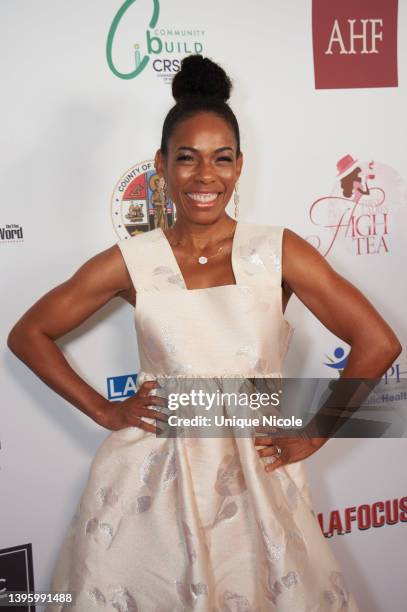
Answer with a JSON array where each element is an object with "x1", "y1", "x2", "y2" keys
[{"x1": 111, "y1": 160, "x2": 176, "y2": 239}]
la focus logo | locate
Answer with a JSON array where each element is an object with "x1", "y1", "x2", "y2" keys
[
  {"x1": 106, "y1": 0, "x2": 205, "y2": 83},
  {"x1": 306, "y1": 155, "x2": 407, "y2": 257},
  {"x1": 312, "y1": 0, "x2": 398, "y2": 89},
  {"x1": 318, "y1": 495, "x2": 407, "y2": 537}
]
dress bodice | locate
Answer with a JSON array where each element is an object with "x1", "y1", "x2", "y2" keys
[{"x1": 116, "y1": 221, "x2": 294, "y2": 379}]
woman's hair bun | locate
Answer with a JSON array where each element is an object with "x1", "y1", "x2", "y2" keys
[{"x1": 172, "y1": 55, "x2": 232, "y2": 103}]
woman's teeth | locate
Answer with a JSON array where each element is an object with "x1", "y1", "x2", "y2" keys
[{"x1": 187, "y1": 192, "x2": 218, "y2": 203}]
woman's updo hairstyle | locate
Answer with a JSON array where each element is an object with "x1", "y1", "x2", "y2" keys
[{"x1": 160, "y1": 55, "x2": 240, "y2": 157}]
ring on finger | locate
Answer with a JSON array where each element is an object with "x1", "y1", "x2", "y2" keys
[{"x1": 275, "y1": 445, "x2": 282, "y2": 458}]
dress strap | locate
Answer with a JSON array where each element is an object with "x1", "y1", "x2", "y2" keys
[
  {"x1": 116, "y1": 229, "x2": 185, "y2": 293},
  {"x1": 234, "y1": 222, "x2": 284, "y2": 288},
  {"x1": 117, "y1": 223, "x2": 285, "y2": 293}
]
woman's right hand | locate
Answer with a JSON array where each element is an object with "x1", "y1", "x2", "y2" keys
[{"x1": 97, "y1": 381, "x2": 168, "y2": 434}]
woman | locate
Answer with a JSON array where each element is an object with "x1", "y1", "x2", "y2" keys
[{"x1": 8, "y1": 55, "x2": 401, "y2": 611}]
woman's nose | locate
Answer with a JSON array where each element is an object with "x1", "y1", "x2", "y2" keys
[{"x1": 195, "y1": 161, "x2": 216, "y2": 183}]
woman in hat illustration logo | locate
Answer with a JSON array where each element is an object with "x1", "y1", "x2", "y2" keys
[
  {"x1": 337, "y1": 154, "x2": 372, "y2": 204},
  {"x1": 308, "y1": 154, "x2": 385, "y2": 256}
]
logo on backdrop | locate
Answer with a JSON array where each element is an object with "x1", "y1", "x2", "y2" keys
[
  {"x1": 312, "y1": 0, "x2": 398, "y2": 89},
  {"x1": 106, "y1": 0, "x2": 205, "y2": 83},
  {"x1": 323, "y1": 348, "x2": 407, "y2": 420},
  {"x1": 324, "y1": 346, "x2": 348, "y2": 375},
  {"x1": 111, "y1": 160, "x2": 175, "y2": 239},
  {"x1": 318, "y1": 495, "x2": 407, "y2": 537},
  {"x1": 306, "y1": 155, "x2": 407, "y2": 257},
  {"x1": 0, "y1": 543, "x2": 35, "y2": 609},
  {"x1": 107, "y1": 374, "x2": 138, "y2": 401},
  {"x1": 0, "y1": 224, "x2": 23, "y2": 244}
]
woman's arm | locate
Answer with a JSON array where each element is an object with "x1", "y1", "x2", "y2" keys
[
  {"x1": 255, "y1": 228, "x2": 402, "y2": 471},
  {"x1": 7, "y1": 245, "x2": 135, "y2": 425},
  {"x1": 354, "y1": 179, "x2": 370, "y2": 196},
  {"x1": 282, "y1": 228, "x2": 401, "y2": 376}
]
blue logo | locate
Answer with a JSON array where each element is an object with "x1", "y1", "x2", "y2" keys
[
  {"x1": 324, "y1": 346, "x2": 348, "y2": 374},
  {"x1": 107, "y1": 374, "x2": 138, "y2": 401}
]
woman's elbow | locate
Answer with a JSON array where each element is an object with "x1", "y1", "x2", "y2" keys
[
  {"x1": 7, "y1": 326, "x2": 23, "y2": 355},
  {"x1": 376, "y1": 332, "x2": 402, "y2": 364},
  {"x1": 7, "y1": 322, "x2": 36, "y2": 357},
  {"x1": 352, "y1": 327, "x2": 403, "y2": 374},
  {"x1": 388, "y1": 337, "x2": 402, "y2": 360}
]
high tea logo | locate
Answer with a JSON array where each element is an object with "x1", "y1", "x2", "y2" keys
[
  {"x1": 106, "y1": 0, "x2": 205, "y2": 83},
  {"x1": 306, "y1": 154, "x2": 407, "y2": 257}
]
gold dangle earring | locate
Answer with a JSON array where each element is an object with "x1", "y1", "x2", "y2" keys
[
  {"x1": 234, "y1": 182, "x2": 240, "y2": 219},
  {"x1": 158, "y1": 176, "x2": 167, "y2": 204},
  {"x1": 156, "y1": 176, "x2": 170, "y2": 230}
]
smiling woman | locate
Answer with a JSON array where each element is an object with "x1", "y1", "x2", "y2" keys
[
  {"x1": 158, "y1": 112, "x2": 240, "y2": 215},
  {"x1": 152, "y1": 56, "x2": 244, "y2": 289},
  {"x1": 7, "y1": 55, "x2": 401, "y2": 611}
]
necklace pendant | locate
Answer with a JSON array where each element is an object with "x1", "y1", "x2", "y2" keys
[{"x1": 198, "y1": 256, "x2": 208, "y2": 265}]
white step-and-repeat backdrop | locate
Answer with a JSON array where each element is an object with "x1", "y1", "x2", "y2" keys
[{"x1": 1, "y1": 1, "x2": 406, "y2": 610}]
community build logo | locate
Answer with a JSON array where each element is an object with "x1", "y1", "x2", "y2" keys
[{"x1": 106, "y1": 0, "x2": 205, "y2": 83}]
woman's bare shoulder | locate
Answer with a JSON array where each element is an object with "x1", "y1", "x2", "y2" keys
[{"x1": 97, "y1": 243, "x2": 136, "y2": 305}]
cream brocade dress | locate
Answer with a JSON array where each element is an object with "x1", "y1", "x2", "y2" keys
[{"x1": 46, "y1": 222, "x2": 358, "y2": 612}]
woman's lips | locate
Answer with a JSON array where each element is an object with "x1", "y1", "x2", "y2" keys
[{"x1": 185, "y1": 192, "x2": 221, "y2": 207}]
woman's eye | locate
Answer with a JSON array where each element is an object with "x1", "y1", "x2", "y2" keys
[
  {"x1": 176, "y1": 154, "x2": 194, "y2": 161},
  {"x1": 217, "y1": 156, "x2": 233, "y2": 162}
]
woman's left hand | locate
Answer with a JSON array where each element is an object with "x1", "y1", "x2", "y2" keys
[{"x1": 254, "y1": 432, "x2": 329, "y2": 472}]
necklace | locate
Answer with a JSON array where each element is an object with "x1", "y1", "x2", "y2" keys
[
  {"x1": 195, "y1": 247, "x2": 224, "y2": 265},
  {"x1": 167, "y1": 227, "x2": 235, "y2": 265}
]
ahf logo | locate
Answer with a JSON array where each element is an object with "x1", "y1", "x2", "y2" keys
[{"x1": 312, "y1": 0, "x2": 398, "y2": 89}]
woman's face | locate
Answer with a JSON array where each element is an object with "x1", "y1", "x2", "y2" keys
[{"x1": 155, "y1": 111, "x2": 243, "y2": 225}]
